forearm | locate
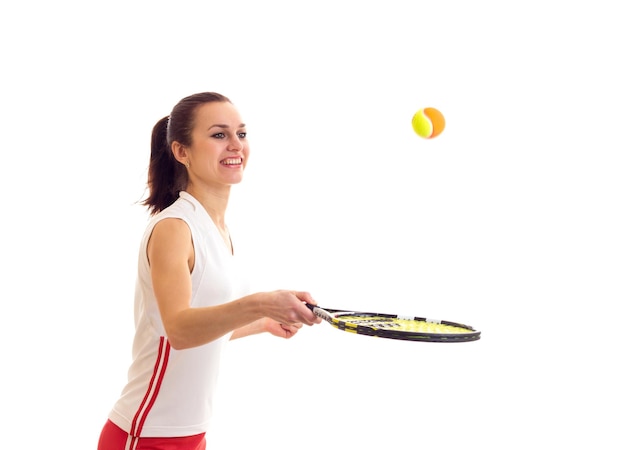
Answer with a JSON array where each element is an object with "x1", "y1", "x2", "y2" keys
[
  {"x1": 230, "y1": 318, "x2": 267, "y2": 340},
  {"x1": 161, "y1": 290, "x2": 318, "y2": 349},
  {"x1": 165, "y1": 293, "x2": 266, "y2": 349}
]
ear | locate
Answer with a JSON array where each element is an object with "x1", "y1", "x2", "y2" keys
[{"x1": 171, "y1": 141, "x2": 189, "y2": 167}]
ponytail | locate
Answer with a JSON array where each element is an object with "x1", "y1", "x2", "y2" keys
[{"x1": 141, "y1": 116, "x2": 188, "y2": 215}]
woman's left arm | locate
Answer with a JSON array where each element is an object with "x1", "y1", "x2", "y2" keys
[{"x1": 231, "y1": 318, "x2": 303, "y2": 340}]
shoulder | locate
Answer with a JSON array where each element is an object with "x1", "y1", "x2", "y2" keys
[
  {"x1": 150, "y1": 217, "x2": 191, "y2": 243},
  {"x1": 147, "y1": 194, "x2": 195, "y2": 234}
]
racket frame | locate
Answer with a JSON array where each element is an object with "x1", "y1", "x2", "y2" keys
[{"x1": 307, "y1": 304, "x2": 481, "y2": 343}]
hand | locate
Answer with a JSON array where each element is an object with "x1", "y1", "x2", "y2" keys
[
  {"x1": 263, "y1": 290, "x2": 322, "y2": 326},
  {"x1": 262, "y1": 318, "x2": 303, "y2": 339}
]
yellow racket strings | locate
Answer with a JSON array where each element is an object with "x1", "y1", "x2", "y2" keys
[{"x1": 334, "y1": 315, "x2": 473, "y2": 334}]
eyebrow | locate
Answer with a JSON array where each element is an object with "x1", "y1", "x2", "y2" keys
[{"x1": 208, "y1": 123, "x2": 246, "y2": 130}]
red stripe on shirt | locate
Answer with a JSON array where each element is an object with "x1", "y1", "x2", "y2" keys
[{"x1": 129, "y1": 336, "x2": 171, "y2": 440}]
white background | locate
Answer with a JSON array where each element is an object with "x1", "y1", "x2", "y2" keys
[{"x1": 1, "y1": 1, "x2": 624, "y2": 448}]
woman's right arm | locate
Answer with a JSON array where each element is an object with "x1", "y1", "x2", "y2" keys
[{"x1": 148, "y1": 218, "x2": 319, "y2": 350}]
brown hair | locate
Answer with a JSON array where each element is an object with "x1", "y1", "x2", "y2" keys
[{"x1": 142, "y1": 92, "x2": 232, "y2": 215}]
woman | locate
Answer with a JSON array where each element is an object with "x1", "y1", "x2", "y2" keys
[{"x1": 98, "y1": 92, "x2": 321, "y2": 450}]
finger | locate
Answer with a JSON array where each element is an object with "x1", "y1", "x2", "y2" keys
[
  {"x1": 280, "y1": 323, "x2": 300, "y2": 337},
  {"x1": 299, "y1": 302, "x2": 320, "y2": 325},
  {"x1": 294, "y1": 291, "x2": 315, "y2": 305}
]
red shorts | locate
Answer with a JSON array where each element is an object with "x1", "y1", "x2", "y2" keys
[{"x1": 98, "y1": 420, "x2": 206, "y2": 450}]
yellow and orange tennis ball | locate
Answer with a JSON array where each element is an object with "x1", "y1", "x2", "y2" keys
[{"x1": 412, "y1": 107, "x2": 445, "y2": 139}]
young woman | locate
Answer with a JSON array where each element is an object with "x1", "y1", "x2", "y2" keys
[{"x1": 98, "y1": 92, "x2": 321, "y2": 450}]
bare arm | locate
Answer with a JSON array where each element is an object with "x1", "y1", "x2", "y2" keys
[
  {"x1": 148, "y1": 218, "x2": 319, "y2": 350},
  {"x1": 230, "y1": 317, "x2": 305, "y2": 340}
]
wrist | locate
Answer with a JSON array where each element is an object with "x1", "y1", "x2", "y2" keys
[{"x1": 247, "y1": 292, "x2": 268, "y2": 321}]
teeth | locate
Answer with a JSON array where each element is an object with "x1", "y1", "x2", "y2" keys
[{"x1": 222, "y1": 158, "x2": 242, "y2": 165}]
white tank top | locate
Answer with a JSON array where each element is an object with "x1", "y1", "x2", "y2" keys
[{"x1": 108, "y1": 191, "x2": 251, "y2": 437}]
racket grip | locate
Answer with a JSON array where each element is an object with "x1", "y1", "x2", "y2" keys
[{"x1": 305, "y1": 303, "x2": 334, "y2": 322}]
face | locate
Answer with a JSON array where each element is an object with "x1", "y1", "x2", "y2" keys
[{"x1": 178, "y1": 101, "x2": 249, "y2": 189}]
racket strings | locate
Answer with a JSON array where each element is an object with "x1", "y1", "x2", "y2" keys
[{"x1": 335, "y1": 315, "x2": 473, "y2": 334}]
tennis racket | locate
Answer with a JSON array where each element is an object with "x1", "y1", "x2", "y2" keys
[{"x1": 306, "y1": 304, "x2": 480, "y2": 343}]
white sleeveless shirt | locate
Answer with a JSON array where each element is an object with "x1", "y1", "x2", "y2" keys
[{"x1": 108, "y1": 191, "x2": 251, "y2": 437}]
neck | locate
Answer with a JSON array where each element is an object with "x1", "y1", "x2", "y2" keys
[{"x1": 185, "y1": 185, "x2": 230, "y2": 229}]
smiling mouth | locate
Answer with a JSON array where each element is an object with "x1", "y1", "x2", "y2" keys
[{"x1": 221, "y1": 157, "x2": 243, "y2": 166}]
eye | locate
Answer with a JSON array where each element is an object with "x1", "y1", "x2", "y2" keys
[
  {"x1": 212, "y1": 132, "x2": 226, "y2": 139},
  {"x1": 238, "y1": 131, "x2": 247, "y2": 139}
]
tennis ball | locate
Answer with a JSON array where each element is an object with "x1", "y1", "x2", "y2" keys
[{"x1": 412, "y1": 107, "x2": 445, "y2": 139}]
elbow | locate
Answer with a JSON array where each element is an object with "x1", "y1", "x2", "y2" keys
[
  {"x1": 165, "y1": 335, "x2": 189, "y2": 351},
  {"x1": 163, "y1": 326, "x2": 193, "y2": 350},
  {"x1": 167, "y1": 339, "x2": 190, "y2": 351},
  {"x1": 163, "y1": 323, "x2": 223, "y2": 350}
]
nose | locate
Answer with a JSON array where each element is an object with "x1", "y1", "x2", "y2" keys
[{"x1": 228, "y1": 135, "x2": 243, "y2": 151}]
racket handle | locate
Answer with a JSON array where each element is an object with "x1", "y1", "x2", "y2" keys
[{"x1": 305, "y1": 303, "x2": 334, "y2": 322}]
